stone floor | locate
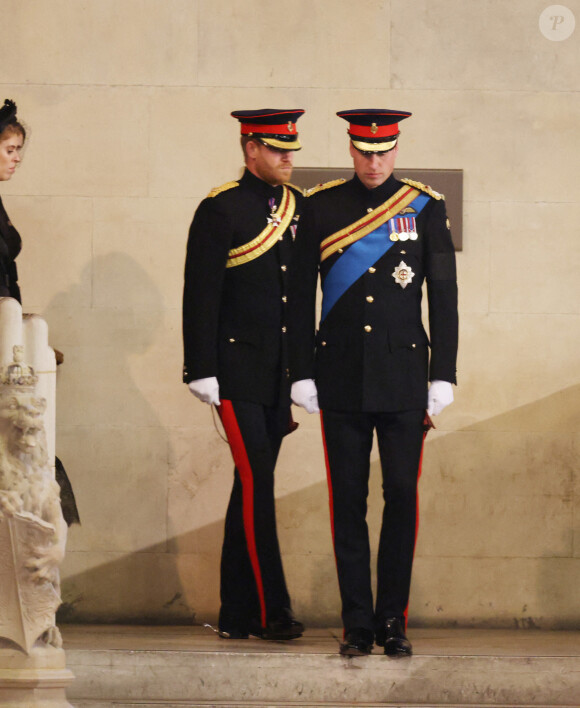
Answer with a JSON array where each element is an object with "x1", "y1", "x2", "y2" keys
[{"x1": 61, "y1": 625, "x2": 580, "y2": 707}]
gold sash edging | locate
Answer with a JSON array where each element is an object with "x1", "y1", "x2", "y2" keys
[
  {"x1": 226, "y1": 186, "x2": 295, "y2": 268},
  {"x1": 320, "y1": 186, "x2": 419, "y2": 262}
]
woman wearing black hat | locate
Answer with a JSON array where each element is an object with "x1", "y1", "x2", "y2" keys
[{"x1": 0, "y1": 99, "x2": 26, "y2": 303}]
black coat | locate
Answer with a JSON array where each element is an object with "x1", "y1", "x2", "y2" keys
[
  {"x1": 183, "y1": 169, "x2": 304, "y2": 407},
  {"x1": 288, "y1": 173, "x2": 458, "y2": 413},
  {"x1": 0, "y1": 195, "x2": 22, "y2": 303}
]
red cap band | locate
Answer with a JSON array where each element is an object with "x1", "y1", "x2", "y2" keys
[
  {"x1": 347, "y1": 123, "x2": 400, "y2": 139},
  {"x1": 240, "y1": 122, "x2": 297, "y2": 135}
]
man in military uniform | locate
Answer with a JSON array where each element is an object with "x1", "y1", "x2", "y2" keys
[
  {"x1": 183, "y1": 109, "x2": 306, "y2": 641},
  {"x1": 289, "y1": 109, "x2": 458, "y2": 656}
]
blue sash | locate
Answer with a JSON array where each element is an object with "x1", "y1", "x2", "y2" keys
[{"x1": 320, "y1": 193, "x2": 429, "y2": 322}]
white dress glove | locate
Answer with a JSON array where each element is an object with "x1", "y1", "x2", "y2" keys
[
  {"x1": 188, "y1": 376, "x2": 220, "y2": 406},
  {"x1": 427, "y1": 380, "x2": 454, "y2": 416},
  {"x1": 291, "y1": 379, "x2": 320, "y2": 414}
]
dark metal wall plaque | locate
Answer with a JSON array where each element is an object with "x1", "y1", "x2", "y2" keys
[{"x1": 292, "y1": 167, "x2": 463, "y2": 251}]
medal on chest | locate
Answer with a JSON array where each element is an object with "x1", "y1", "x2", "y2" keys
[
  {"x1": 388, "y1": 216, "x2": 418, "y2": 242},
  {"x1": 267, "y1": 197, "x2": 282, "y2": 227},
  {"x1": 290, "y1": 214, "x2": 299, "y2": 241},
  {"x1": 392, "y1": 260, "x2": 415, "y2": 289}
]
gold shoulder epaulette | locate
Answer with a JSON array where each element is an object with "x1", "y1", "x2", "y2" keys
[
  {"x1": 284, "y1": 182, "x2": 307, "y2": 197},
  {"x1": 400, "y1": 178, "x2": 444, "y2": 200},
  {"x1": 305, "y1": 178, "x2": 346, "y2": 197},
  {"x1": 206, "y1": 181, "x2": 239, "y2": 199}
]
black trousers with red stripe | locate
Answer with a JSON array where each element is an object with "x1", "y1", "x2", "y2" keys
[
  {"x1": 321, "y1": 408, "x2": 425, "y2": 634},
  {"x1": 217, "y1": 399, "x2": 292, "y2": 631}
]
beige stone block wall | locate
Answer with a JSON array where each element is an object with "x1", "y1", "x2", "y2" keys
[{"x1": 0, "y1": 0, "x2": 578, "y2": 628}]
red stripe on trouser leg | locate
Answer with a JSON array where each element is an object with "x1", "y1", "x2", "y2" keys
[
  {"x1": 321, "y1": 411, "x2": 347, "y2": 638},
  {"x1": 403, "y1": 430, "x2": 427, "y2": 629},
  {"x1": 218, "y1": 399, "x2": 267, "y2": 627},
  {"x1": 320, "y1": 411, "x2": 336, "y2": 546}
]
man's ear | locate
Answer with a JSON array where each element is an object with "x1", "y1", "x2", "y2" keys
[{"x1": 246, "y1": 139, "x2": 260, "y2": 160}]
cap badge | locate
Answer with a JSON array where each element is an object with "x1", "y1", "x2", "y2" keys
[
  {"x1": 392, "y1": 260, "x2": 415, "y2": 289},
  {"x1": 288, "y1": 121, "x2": 295, "y2": 132},
  {"x1": 370, "y1": 122, "x2": 378, "y2": 134}
]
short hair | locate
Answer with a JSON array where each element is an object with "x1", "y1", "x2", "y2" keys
[{"x1": 241, "y1": 135, "x2": 262, "y2": 163}]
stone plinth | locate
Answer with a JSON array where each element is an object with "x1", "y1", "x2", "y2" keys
[{"x1": 0, "y1": 642, "x2": 73, "y2": 707}]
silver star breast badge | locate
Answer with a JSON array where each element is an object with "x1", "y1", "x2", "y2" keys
[{"x1": 392, "y1": 260, "x2": 415, "y2": 289}]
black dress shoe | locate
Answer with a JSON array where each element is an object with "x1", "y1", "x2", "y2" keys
[
  {"x1": 339, "y1": 628, "x2": 374, "y2": 656},
  {"x1": 376, "y1": 617, "x2": 412, "y2": 656},
  {"x1": 251, "y1": 608, "x2": 305, "y2": 640}
]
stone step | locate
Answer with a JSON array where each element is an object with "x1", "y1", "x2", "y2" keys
[
  {"x1": 65, "y1": 704, "x2": 573, "y2": 708},
  {"x1": 61, "y1": 625, "x2": 580, "y2": 707}
]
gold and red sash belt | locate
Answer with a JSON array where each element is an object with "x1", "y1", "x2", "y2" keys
[
  {"x1": 320, "y1": 185, "x2": 420, "y2": 262},
  {"x1": 226, "y1": 186, "x2": 295, "y2": 268}
]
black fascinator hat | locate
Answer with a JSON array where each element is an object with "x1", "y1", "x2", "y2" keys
[{"x1": 0, "y1": 99, "x2": 18, "y2": 134}]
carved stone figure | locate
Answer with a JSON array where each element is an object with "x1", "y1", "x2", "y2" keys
[{"x1": 0, "y1": 345, "x2": 67, "y2": 653}]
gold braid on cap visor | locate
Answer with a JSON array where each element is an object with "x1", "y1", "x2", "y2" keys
[
  {"x1": 350, "y1": 137, "x2": 398, "y2": 153},
  {"x1": 260, "y1": 136, "x2": 302, "y2": 150}
]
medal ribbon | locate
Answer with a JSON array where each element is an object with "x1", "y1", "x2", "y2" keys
[{"x1": 226, "y1": 186, "x2": 295, "y2": 268}]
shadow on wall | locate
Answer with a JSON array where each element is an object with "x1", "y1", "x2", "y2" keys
[
  {"x1": 38, "y1": 253, "x2": 182, "y2": 623},
  {"x1": 57, "y1": 384, "x2": 579, "y2": 629},
  {"x1": 409, "y1": 383, "x2": 579, "y2": 629}
]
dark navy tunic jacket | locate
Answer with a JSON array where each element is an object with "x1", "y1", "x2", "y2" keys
[
  {"x1": 183, "y1": 169, "x2": 304, "y2": 407},
  {"x1": 288, "y1": 173, "x2": 458, "y2": 413}
]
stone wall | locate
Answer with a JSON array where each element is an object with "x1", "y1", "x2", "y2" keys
[{"x1": 1, "y1": 0, "x2": 578, "y2": 628}]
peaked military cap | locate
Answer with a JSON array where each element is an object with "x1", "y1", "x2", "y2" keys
[
  {"x1": 0, "y1": 99, "x2": 18, "y2": 134},
  {"x1": 337, "y1": 108, "x2": 412, "y2": 153},
  {"x1": 231, "y1": 108, "x2": 304, "y2": 150}
]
